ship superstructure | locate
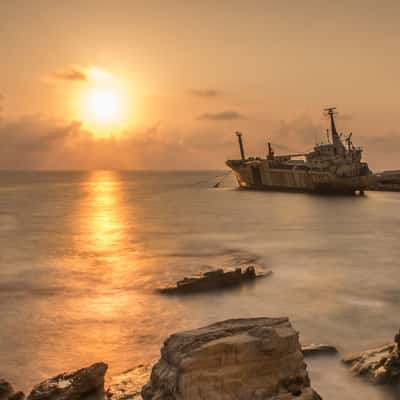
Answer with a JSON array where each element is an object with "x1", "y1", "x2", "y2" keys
[{"x1": 226, "y1": 108, "x2": 374, "y2": 194}]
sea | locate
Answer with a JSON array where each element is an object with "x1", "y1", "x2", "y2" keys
[{"x1": 0, "y1": 170, "x2": 399, "y2": 399}]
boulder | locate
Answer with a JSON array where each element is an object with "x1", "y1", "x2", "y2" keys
[
  {"x1": 141, "y1": 317, "x2": 322, "y2": 400},
  {"x1": 27, "y1": 363, "x2": 107, "y2": 400},
  {"x1": 302, "y1": 344, "x2": 338, "y2": 357}
]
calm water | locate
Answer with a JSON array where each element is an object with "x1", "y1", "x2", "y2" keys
[{"x1": 0, "y1": 170, "x2": 399, "y2": 399}]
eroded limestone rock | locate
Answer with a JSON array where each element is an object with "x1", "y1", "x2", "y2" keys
[
  {"x1": 27, "y1": 363, "x2": 107, "y2": 400},
  {"x1": 343, "y1": 330, "x2": 400, "y2": 384},
  {"x1": 142, "y1": 317, "x2": 322, "y2": 400},
  {"x1": 343, "y1": 342, "x2": 400, "y2": 384}
]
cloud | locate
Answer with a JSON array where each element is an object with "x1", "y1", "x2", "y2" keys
[
  {"x1": 0, "y1": 115, "x2": 80, "y2": 151},
  {"x1": 197, "y1": 111, "x2": 244, "y2": 121},
  {"x1": 0, "y1": 110, "x2": 396, "y2": 171},
  {"x1": 187, "y1": 89, "x2": 219, "y2": 98},
  {"x1": 0, "y1": 115, "x2": 84, "y2": 168},
  {"x1": 52, "y1": 66, "x2": 88, "y2": 81},
  {"x1": 0, "y1": 114, "x2": 235, "y2": 170}
]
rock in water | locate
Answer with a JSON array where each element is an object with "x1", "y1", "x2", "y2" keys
[
  {"x1": 27, "y1": 363, "x2": 108, "y2": 400},
  {"x1": 142, "y1": 317, "x2": 322, "y2": 400},
  {"x1": 343, "y1": 342, "x2": 400, "y2": 384},
  {"x1": 158, "y1": 267, "x2": 271, "y2": 294},
  {"x1": 302, "y1": 344, "x2": 338, "y2": 357}
]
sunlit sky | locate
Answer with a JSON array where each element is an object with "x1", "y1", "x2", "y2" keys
[{"x1": 1, "y1": 0, "x2": 400, "y2": 170}]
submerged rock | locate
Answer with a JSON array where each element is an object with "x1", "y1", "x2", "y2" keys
[
  {"x1": 302, "y1": 344, "x2": 338, "y2": 357},
  {"x1": 158, "y1": 267, "x2": 271, "y2": 294},
  {"x1": 27, "y1": 363, "x2": 107, "y2": 400},
  {"x1": 343, "y1": 330, "x2": 400, "y2": 384},
  {"x1": 142, "y1": 317, "x2": 322, "y2": 400}
]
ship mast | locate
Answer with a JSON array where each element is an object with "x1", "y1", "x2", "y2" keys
[
  {"x1": 235, "y1": 131, "x2": 246, "y2": 160},
  {"x1": 324, "y1": 107, "x2": 345, "y2": 153}
]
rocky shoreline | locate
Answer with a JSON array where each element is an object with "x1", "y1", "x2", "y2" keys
[{"x1": 2, "y1": 319, "x2": 400, "y2": 400}]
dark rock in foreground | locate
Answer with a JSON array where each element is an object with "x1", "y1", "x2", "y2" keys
[
  {"x1": 142, "y1": 317, "x2": 322, "y2": 400},
  {"x1": 0, "y1": 380, "x2": 23, "y2": 400},
  {"x1": 343, "y1": 330, "x2": 400, "y2": 384},
  {"x1": 8, "y1": 393, "x2": 25, "y2": 400},
  {"x1": 302, "y1": 344, "x2": 338, "y2": 357},
  {"x1": 158, "y1": 266, "x2": 271, "y2": 294},
  {"x1": 27, "y1": 363, "x2": 107, "y2": 400},
  {"x1": 0, "y1": 380, "x2": 14, "y2": 400}
]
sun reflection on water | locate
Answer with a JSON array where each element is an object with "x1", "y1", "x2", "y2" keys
[
  {"x1": 86, "y1": 170, "x2": 124, "y2": 260},
  {"x1": 74, "y1": 170, "x2": 133, "y2": 320}
]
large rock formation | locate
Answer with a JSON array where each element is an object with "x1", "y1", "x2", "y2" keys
[
  {"x1": 343, "y1": 329, "x2": 400, "y2": 385},
  {"x1": 27, "y1": 363, "x2": 107, "y2": 400},
  {"x1": 142, "y1": 317, "x2": 321, "y2": 400}
]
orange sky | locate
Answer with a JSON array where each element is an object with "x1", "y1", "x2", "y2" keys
[{"x1": 1, "y1": 0, "x2": 400, "y2": 170}]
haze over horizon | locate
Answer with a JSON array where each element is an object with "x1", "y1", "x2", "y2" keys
[{"x1": 1, "y1": 0, "x2": 400, "y2": 170}]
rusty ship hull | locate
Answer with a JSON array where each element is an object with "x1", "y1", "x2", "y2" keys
[{"x1": 227, "y1": 159, "x2": 374, "y2": 195}]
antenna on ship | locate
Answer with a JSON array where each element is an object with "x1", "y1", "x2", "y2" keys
[
  {"x1": 235, "y1": 131, "x2": 246, "y2": 160},
  {"x1": 324, "y1": 106, "x2": 345, "y2": 152}
]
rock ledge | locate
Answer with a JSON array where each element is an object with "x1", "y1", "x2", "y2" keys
[{"x1": 142, "y1": 317, "x2": 321, "y2": 400}]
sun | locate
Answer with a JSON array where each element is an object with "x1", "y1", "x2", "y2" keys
[
  {"x1": 86, "y1": 88, "x2": 121, "y2": 123},
  {"x1": 77, "y1": 67, "x2": 130, "y2": 134}
]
